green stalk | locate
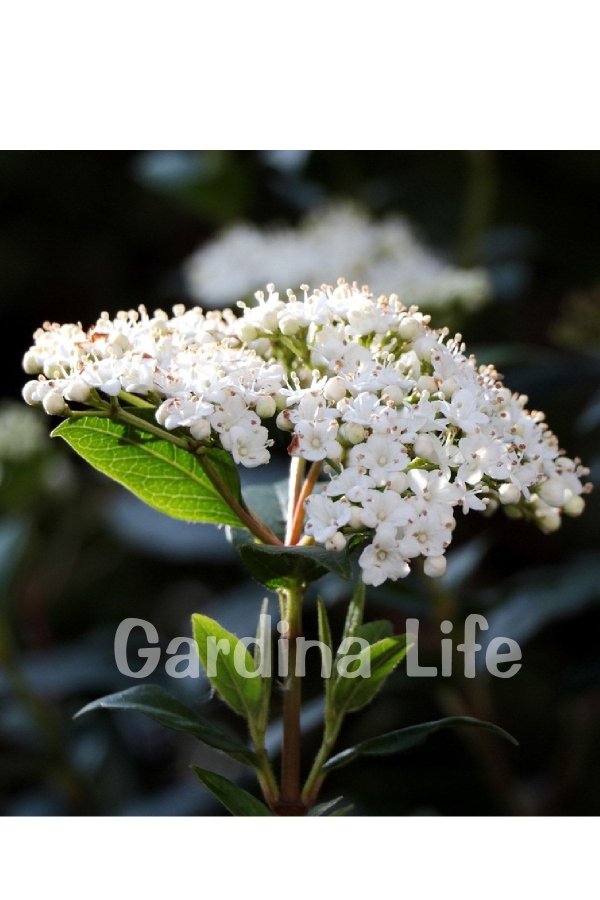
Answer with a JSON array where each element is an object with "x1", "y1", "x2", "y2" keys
[{"x1": 274, "y1": 581, "x2": 306, "y2": 815}]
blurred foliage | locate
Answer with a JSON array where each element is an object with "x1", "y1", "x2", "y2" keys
[{"x1": 1, "y1": 151, "x2": 600, "y2": 816}]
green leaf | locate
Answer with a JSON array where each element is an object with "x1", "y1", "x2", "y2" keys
[
  {"x1": 333, "y1": 634, "x2": 413, "y2": 714},
  {"x1": 192, "y1": 614, "x2": 264, "y2": 721},
  {"x1": 52, "y1": 413, "x2": 245, "y2": 527},
  {"x1": 354, "y1": 620, "x2": 393, "y2": 645},
  {"x1": 191, "y1": 766, "x2": 273, "y2": 816},
  {"x1": 234, "y1": 540, "x2": 353, "y2": 590},
  {"x1": 317, "y1": 596, "x2": 334, "y2": 708},
  {"x1": 323, "y1": 716, "x2": 519, "y2": 772},
  {"x1": 74, "y1": 685, "x2": 258, "y2": 767},
  {"x1": 307, "y1": 796, "x2": 345, "y2": 816},
  {"x1": 341, "y1": 579, "x2": 365, "y2": 642}
]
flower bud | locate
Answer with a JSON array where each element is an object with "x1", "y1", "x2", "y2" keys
[
  {"x1": 424, "y1": 555, "x2": 447, "y2": 578},
  {"x1": 239, "y1": 323, "x2": 259, "y2": 343},
  {"x1": 413, "y1": 434, "x2": 436, "y2": 462},
  {"x1": 42, "y1": 389, "x2": 67, "y2": 416},
  {"x1": 387, "y1": 472, "x2": 408, "y2": 493},
  {"x1": 280, "y1": 317, "x2": 302, "y2": 336},
  {"x1": 440, "y1": 378, "x2": 459, "y2": 398},
  {"x1": 22, "y1": 381, "x2": 40, "y2": 405},
  {"x1": 22, "y1": 351, "x2": 40, "y2": 375},
  {"x1": 349, "y1": 508, "x2": 363, "y2": 529},
  {"x1": 276, "y1": 411, "x2": 294, "y2": 432},
  {"x1": 498, "y1": 482, "x2": 521, "y2": 505},
  {"x1": 382, "y1": 385, "x2": 404, "y2": 405},
  {"x1": 339, "y1": 422, "x2": 366, "y2": 445},
  {"x1": 563, "y1": 494, "x2": 585, "y2": 517},
  {"x1": 398, "y1": 317, "x2": 421, "y2": 341},
  {"x1": 63, "y1": 380, "x2": 91, "y2": 403},
  {"x1": 417, "y1": 376, "x2": 438, "y2": 394},
  {"x1": 190, "y1": 419, "x2": 211, "y2": 441},
  {"x1": 325, "y1": 531, "x2": 347, "y2": 551},
  {"x1": 538, "y1": 477, "x2": 567, "y2": 508},
  {"x1": 323, "y1": 377, "x2": 347, "y2": 403},
  {"x1": 255, "y1": 396, "x2": 276, "y2": 419},
  {"x1": 537, "y1": 510, "x2": 561, "y2": 533}
]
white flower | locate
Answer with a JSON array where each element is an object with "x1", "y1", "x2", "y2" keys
[
  {"x1": 293, "y1": 420, "x2": 342, "y2": 462},
  {"x1": 304, "y1": 494, "x2": 351, "y2": 543},
  {"x1": 359, "y1": 526, "x2": 410, "y2": 586},
  {"x1": 359, "y1": 489, "x2": 413, "y2": 529},
  {"x1": 223, "y1": 425, "x2": 271, "y2": 468}
]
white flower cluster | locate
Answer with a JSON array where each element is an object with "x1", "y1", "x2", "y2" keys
[
  {"x1": 22, "y1": 306, "x2": 286, "y2": 468},
  {"x1": 184, "y1": 204, "x2": 491, "y2": 312},
  {"x1": 22, "y1": 281, "x2": 590, "y2": 585}
]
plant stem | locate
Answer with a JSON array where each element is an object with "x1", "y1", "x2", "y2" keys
[
  {"x1": 285, "y1": 457, "x2": 306, "y2": 544},
  {"x1": 301, "y1": 716, "x2": 343, "y2": 808},
  {"x1": 96, "y1": 400, "x2": 283, "y2": 547},
  {"x1": 288, "y1": 460, "x2": 323, "y2": 546},
  {"x1": 275, "y1": 581, "x2": 306, "y2": 815},
  {"x1": 197, "y1": 453, "x2": 283, "y2": 547}
]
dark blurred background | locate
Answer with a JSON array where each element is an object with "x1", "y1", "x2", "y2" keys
[{"x1": 1, "y1": 150, "x2": 599, "y2": 816}]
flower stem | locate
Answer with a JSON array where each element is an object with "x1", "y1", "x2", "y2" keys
[
  {"x1": 288, "y1": 460, "x2": 323, "y2": 546},
  {"x1": 96, "y1": 399, "x2": 283, "y2": 547},
  {"x1": 285, "y1": 457, "x2": 306, "y2": 544}
]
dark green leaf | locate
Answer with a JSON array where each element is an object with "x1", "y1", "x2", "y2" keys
[
  {"x1": 333, "y1": 634, "x2": 413, "y2": 714},
  {"x1": 74, "y1": 685, "x2": 258, "y2": 767},
  {"x1": 191, "y1": 766, "x2": 273, "y2": 816},
  {"x1": 354, "y1": 620, "x2": 393, "y2": 645},
  {"x1": 192, "y1": 614, "x2": 264, "y2": 721},
  {"x1": 307, "y1": 796, "x2": 345, "y2": 816},
  {"x1": 323, "y1": 716, "x2": 519, "y2": 772},
  {"x1": 234, "y1": 540, "x2": 353, "y2": 590},
  {"x1": 52, "y1": 413, "x2": 245, "y2": 527}
]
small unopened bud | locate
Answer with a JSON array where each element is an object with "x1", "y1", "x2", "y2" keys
[
  {"x1": 417, "y1": 376, "x2": 438, "y2": 394},
  {"x1": 280, "y1": 317, "x2": 302, "y2": 336},
  {"x1": 537, "y1": 510, "x2": 561, "y2": 533},
  {"x1": 382, "y1": 385, "x2": 404, "y2": 405},
  {"x1": 323, "y1": 377, "x2": 347, "y2": 403},
  {"x1": 424, "y1": 555, "x2": 447, "y2": 578},
  {"x1": 190, "y1": 419, "x2": 211, "y2": 441},
  {"x1": 440, "y1": 378, "x2": 459, "y2": 398},
  {"x1": 539, "y1": 477, "x2": 567, "y2": 508},
  {"x1": 413, "y1": 434, "x2": 436, "y2": 462},
  {"x1": 42, "y1": 389, "x2": 67, "y2": 416},
  {"x1": 261, "y1": 311, "x2": 280, "y2": 333},
  {"x1": 499, "y1": 482, "x2": 521, "y2": 505},
  {"x1": 563, "y1": 495, "x2": 585, "y2": 517},
  {"x1": 349, "y1": 508, "x2": 363, "y2": 529},
  {"x1": 398, "y1": 317, "x2": 421, "y2": 341},
  {"x1": 325, "y1": 531, "x2": 347, "y2": 551},
  {"x1": 255, "y1": 396, "x2": 276, "y2": 419},
  {"x1": 63, "y1": 380, "x2": 91, "y2": 403},
  {"x1": 339, "y1": 422, "x2": 366, "y2": 445},
  {"x1": 387, "y1": 472, "x2": 408, "y2": 493},
  {"x1": 276, "y1": 411, "x2": 294, "y2": 432},
  {"x1": 239, "y1": 323, "x2": 258, "y2": 343},
  {"x1": 22, "y1": 351, "x2": 40, "y2": 375},
  {"x1": 22, "y1": 381, "x2": 40, "y2": 405}
]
